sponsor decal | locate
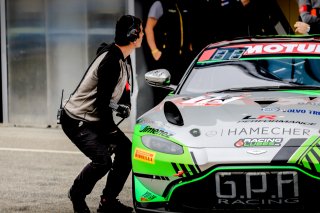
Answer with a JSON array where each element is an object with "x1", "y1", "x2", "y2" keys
[
  {"x1": 261, "y1": 108, "x2": 320, "y2": 116},
  {"x1": 234, "y1": 138, "x2": 283, "y2": 147},
  {"x1": 198, "y1": 43, "x2": 320, "y2": 62},
  {"x1": 244, "y1": 115, "x2": 277, "y2": 120},
  {"x1": 226, "y1": 127, "x2": 310, "y2": 136},
  {"x1": 261, "y1": 107, "x2": 280, "y2": 112},
  {"x1": 215, "y1": 171, "x2": 299, "y2": 206},
  {"x1": 239, "y1": 115, "x2": 316, "y2": 126},
  {"x1": 206, "y1": 127, "x2": 311, "y2": 137},
  {"x1": 241, "y1": 43, "x2": 320, "y2": 55},
  {"x1": 181, "y1": 95, "x2": 242, "y2": 106},
  {"x1": 283, "y1": 109, "x2": 307, "y2": 114},
  {"x1": 283, "y1": 108, "x2": 320, "y2": 116},
  {"x1": 140, "y1": 191, "x2": 157, "y2": 202},
  {"x1": 217, "y1": 198, "x2": 299, "y2": 205},
  {"x1": 139, "y1": 125, "x2": 174, "y2": 137},
  {"x1": 190, "y1": 128, "x2": 201, "y2": 137},
  {"x1": 134, "y1": 148, "x2": 156, "y2": 164}
]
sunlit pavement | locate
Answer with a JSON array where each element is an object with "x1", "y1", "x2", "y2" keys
[{"x1": 0, "y1": 125, "x2": 133, "y2": 213}]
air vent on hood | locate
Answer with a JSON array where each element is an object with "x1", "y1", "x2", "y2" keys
[
  {"x1": 254, "y1": 100, "x2": 277, "y2": 108},
  {"x1": 164, "y1": 101, "x2": 184, "y2": 126}
]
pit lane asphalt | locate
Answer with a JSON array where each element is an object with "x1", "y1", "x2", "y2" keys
[{"x1": 0, "y1": 125, "x2": 134, "y2": 213}]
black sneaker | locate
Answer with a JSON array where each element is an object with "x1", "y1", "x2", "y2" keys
[
  {"x1": 97, "y1": 196, "x2": 133, "y2": 213},
  {"x1": 68, "y1": 189, "x2": 90, "y2": 213}
]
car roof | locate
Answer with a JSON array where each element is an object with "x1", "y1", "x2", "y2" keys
[
  {"x1": 195, "y1": 35, "x2": 320, "y2": 64},
  {"x1": 206, "y1": 35, "x2": 320, "y2": 49}
]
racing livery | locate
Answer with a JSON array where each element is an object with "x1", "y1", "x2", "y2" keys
[{"x1": 132, "y1": 35, "x2": 320, "y2": 212}]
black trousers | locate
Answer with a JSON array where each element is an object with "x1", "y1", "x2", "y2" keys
[{"x1": 60, "y1": 111, "x2": 132, "y2": 199}]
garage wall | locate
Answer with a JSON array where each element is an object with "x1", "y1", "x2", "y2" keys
[{"x1": 277, "y1": 0, "x2": 299, "y2": 31}]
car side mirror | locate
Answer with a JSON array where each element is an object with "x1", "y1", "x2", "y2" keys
[{"x1": 145, "y1": 69, "x2": 176, "y2": 90}]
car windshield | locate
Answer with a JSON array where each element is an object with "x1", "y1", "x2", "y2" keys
[{"x1": 179, "y1": 57, "x2": 320, "y2": 94}]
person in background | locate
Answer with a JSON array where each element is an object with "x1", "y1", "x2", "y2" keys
[
  {"x1": 60, "y1": 15, "x2": 144, "y2": 213},
  {"x1": 190, "y1": 0, "x2": 221, "y2": 54},
  {"x1": 191, "y1": 0, "x2": 273, "y2": 54},
  {"x1": 216, "y1": 0, "x2": 273, "y2": 40},
  {"x1": 298, "y1": 0, "x2": 320, "y2": 34},
  {"x1": 217, "y1": 0, "x2": 251, "y2": 40},
  {"x1": 145, "y1": 0, "x2": 194, "y2": 105}
]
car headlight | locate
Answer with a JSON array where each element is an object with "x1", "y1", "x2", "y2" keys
[{"x1": 141, "y1": 135, "x2": 184, "y2": 155}]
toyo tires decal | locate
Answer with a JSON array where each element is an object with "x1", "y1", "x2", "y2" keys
[{"x1": 288, "y1": 135, "x2": 320, "y2": 175}]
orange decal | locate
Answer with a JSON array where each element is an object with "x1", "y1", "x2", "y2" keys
[{"x1": 134, "y1": 148, "x2": 156, "y2": 164}]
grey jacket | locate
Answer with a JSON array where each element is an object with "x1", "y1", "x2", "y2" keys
[{"x1": 64, "y1": 43, "x2": 132, "y2": 130}]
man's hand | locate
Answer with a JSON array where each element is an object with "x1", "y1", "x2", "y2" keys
[
  {"x1": 116, "y1": 104, "x2": 130, "y2": 118},
  {"x1": 294, "y1": 21, "x2": 310, "y2": 34}
]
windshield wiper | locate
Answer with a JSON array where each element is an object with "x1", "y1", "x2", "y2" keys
[{"x1": 210, "y1": 85, "x2": 320, "y2": 93}]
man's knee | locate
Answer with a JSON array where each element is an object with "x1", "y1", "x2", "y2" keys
[{"x1": 91, "y1": 157, "x2": 112, "y2": 173}]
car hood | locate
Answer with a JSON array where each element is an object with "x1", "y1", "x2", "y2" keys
[{"x1": 137, "y1": 90, "x2": 320, "y2": 149}]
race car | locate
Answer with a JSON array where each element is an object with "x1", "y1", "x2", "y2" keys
[{"x1": 132, "y1": 35, "x2": 320, "y2": 212}]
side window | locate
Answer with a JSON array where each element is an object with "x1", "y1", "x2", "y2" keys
[
  {"x1": 266, "y1": 58, "x2": 320, "y2": 85},
  {"x1": 266, "y1": 59, "x2": 292, "y2": 81},
  {"x1": 295, "y1": 59, "x2": 320, "y2": 85}
]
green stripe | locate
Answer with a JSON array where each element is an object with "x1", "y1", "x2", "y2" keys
[
  {"x1": 298, "y1": 140, "x2": 320, "y2": 165},
  {"x1": 282, "y1": 90, "x2": 320, "y2": 96},
  {"x1": 308, "y1": 152, "x2": 320, "y2": 172},
  {"x1": 194, "y1": 166, "x2": 200, "y2": 174},
  {"x1": 288, "y1": 136, "x2": 319, "y2": 164},
  {"x1": 189, "y1": 164, "x2": 199, "y2": 175},
  {"x1": 301, "y1": 156, "x2": 312, "y2": 170},
  {"x1": 302, "y1": 137, "x2": 320, "y2": 164},
  {"x1": 185, "y1": 165, "x2": 192, "y2": 175},
  {"x1": 313, "y1": 146, "x2": 320, "y2": 157}
]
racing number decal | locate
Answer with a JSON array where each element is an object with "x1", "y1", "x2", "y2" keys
[
  {"x1": 198, "y1": 48, "x2": 246, "y2": 61},
  {"x1": 212, "y1": 48, "x2": 246, "y2": 60},
  {"x1": 215, "y1": 171, "x2": 299, "y2": 204},
  {"x1": 182, "y1": 96, "x2": 242, "y2": 106}
]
